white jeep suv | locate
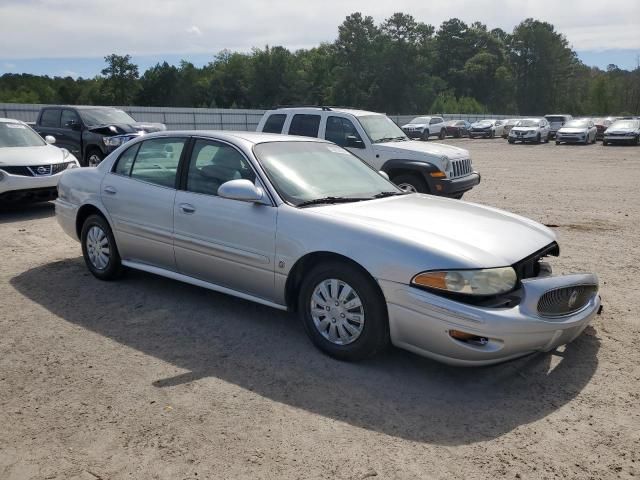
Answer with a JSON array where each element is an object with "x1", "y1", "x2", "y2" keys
[
  {"x1": 256, "y1": 107, "x2": 480, "y2": 198},
  {"x1": 400, "y1": 116, "x2": 447, "y2": 140}
]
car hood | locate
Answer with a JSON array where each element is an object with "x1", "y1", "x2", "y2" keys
[
  {"x1": 401, "y1": 123, "x2": 427, "y2": 129},
  {"x1": 558, "y1": 127, "x2": 586, "y2": 134},
  {"x1": 311, "y1": 194, "x2": 556, "y2": 268},
  {"x1": 605, "y1": 127, "x2": 638, "y2": 134},
  {"x1": 0, "y1": 144, "x2": 69, "y2": 166},
  {"x1": 374, "y1": 140, "x2": 469, "y2": 160},
  {"x1": 511, "y1": 126, "x2": 539, "y2": 132},
  {"x1": 87, "y1": 122, "x2": 166, "y2": 136},
  {"x1": 470, "y1": 123, "x2": 492, "y2": 129}
]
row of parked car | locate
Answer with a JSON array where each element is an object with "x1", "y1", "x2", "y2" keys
[{"x1": 400, "y1": 114, "x2": 640, "y2": 146}]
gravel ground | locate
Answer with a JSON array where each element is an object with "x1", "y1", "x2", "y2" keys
[{"x1": 1, "y1": 138, "x2": 639, "y2": 480}]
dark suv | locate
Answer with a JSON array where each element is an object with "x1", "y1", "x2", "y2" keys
[{"x1": 33, "y1": 106, "x2": 166, "y2": 166}]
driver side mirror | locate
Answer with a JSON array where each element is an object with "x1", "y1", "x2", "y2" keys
[
  {"x1": 378, "y1": 171, "x2": 389, "y2": 180},
  {"x1": 44, "y1": 135, "x2": 56, "y2": 144},
  {"x1": 218, "y1": 179, "x2": 266, "y2": 204},
  {"x1": 346, "y1": 135, "x2": 364, "y2": 149}
]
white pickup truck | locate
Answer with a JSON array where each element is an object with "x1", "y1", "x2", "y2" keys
[{"x1": 256, "y1": 107, "x2": 480, "y2": 198}]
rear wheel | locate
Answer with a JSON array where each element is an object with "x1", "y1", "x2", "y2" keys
[
  {"x1": 391, "y1": 173, "x2": 429, "y2": 194},
  {"x1": 81, "y1": 214, "x2": 123, "y2": 280},
  {"x1": 439, "y1": 129, "x2": 446, "y2": 140},
  {"x1": 298, "y1": 262, "x2": 389, "y2": 361}
]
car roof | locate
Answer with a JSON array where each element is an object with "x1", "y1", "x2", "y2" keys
[
  {"x1": 0, "y1": 117, "x2": 23, "y2": 124},
  {"x1": 268, "y1": 107, "x2": 381, "y2": 117},
  {"x1": 141, "y1": 130, "x2": 330, "y2": 146},
  {"x1": 40, "y1": 105, "x2": 121, "y2": 110}
]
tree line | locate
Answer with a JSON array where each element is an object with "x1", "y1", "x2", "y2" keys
[{"x1": 1, "y1": 13, "x2": 639, "y2": 116}]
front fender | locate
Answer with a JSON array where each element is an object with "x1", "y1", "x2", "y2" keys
[{"x1": 381, "y1": 159, "x2": 440, "y2": 183}]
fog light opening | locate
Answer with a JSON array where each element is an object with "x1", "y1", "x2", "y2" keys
[{"x1": 449, "y1": 330, "x2": 489, "y2": 346}]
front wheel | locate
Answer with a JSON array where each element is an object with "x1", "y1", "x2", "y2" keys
[
  {"x1": 603, "y1": 140, "x2": 609, "y2": 146},
  {"x1": 421, "y1": 130, "x2": 430, "y2": 141},
  {"x1": 391, "y1": 173, "x2": 429, "y2": 194},
  {"x1": 536, "y1": 133, "x2": 541, "y2": 144},
  {"x1": 86, "y1": 149, "x2": 105, "y2": 167},
  {"x1": 81, "y1": 214, "x2": 123, "y2": 280},
  {"x1": 298, "y1": 262, "x2": 389, "y2": 361},
  {"x1": 508, "y1": 138, "x2": 515, "y2": 144}
]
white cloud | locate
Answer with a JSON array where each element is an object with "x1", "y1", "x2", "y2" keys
[
  {"x1": 0, "y1": 0, "x2": 638, "y2": 59},
  {"x1": 186, "y1": 25, "x2": 202, "y2": 36}
]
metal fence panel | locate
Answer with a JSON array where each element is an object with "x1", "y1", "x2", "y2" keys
[{"x1": 1, "y1": 103, "x2": 528, "y2": 131}]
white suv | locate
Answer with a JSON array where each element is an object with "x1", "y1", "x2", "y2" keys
[
  {"x1": 256, "y1": 107, "x2": 480, "y2": 198},
  {"x1": 400, "y1": 116, "x2": 447, "y2": 140}
]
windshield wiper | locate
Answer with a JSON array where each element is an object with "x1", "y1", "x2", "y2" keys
[
  {"x1": 296, "y1": 196, "x2": 371, "y2": 208},
  {"x1": 372, "y1": 191, "x2": 406, "y2": 198},
  {"x1": 374, "y1": 136, "x2": 407, "y2": 143}
]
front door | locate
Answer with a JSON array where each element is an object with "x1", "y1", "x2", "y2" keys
[
  {"x1": 101, "y1": 136, "x2": 187, "y2": 270},
  {"x1": 173, "y1": 138, "x2": 277, "y2": 301}
]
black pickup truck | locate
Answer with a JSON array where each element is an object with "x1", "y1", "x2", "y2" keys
[{"x1": 32, "y1": 106, "x2": 166, "y2": 166}]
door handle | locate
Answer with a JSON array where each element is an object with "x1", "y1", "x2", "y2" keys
[
  {"x1": 103, "y1": 186, "x2": 117, "y2": 195},
  {"x1": 179, "y1": 203, "x2": 196, "y2": 214}
]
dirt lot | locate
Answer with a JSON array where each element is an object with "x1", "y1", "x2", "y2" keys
[{"x1": 1, "y1": 138, "x2": 639, "y2": 480}]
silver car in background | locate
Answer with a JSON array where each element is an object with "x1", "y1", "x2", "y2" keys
[
  {"x1": 55, "y1": 131, "x2": 601, "y2": 366},
  {"x1": 508, "y1": 118, "x2": 551, "y2": 144},
  {"x1": 555, "y1": 119, "x2": 597, "y2": 145},
  {"x1": 603, "y1": 119, "x2": 640, "y2": 146},
  {"x1": 544, "y1": 114, "x2": 573, "y2": 139}
]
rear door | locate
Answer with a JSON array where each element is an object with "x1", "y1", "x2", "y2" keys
[
  {"x1": 101, "y1": 136, "x2": 187, "y2": 270},
  {"x1": 173, "y1": 138, "x2": 277, "y2": 300}
]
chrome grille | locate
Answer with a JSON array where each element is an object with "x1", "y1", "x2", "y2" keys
[
  {"x1": 537, "y1": 284, "x2": 598, "y2": 318},
  {"x1": 451, "y1": 158, "x2": 472, "y2": 178},
  {"x1": 0, "y1": 163, "x2": 70, "y2": 177}
]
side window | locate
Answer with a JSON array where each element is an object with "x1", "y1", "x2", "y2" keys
[
  {"x1": 325, "y1": 116, "x2": 364, "y2": 148},
  {"x1": 262, "y1": 114, "x2": 286, "y2": 134},
  {"x1": 435, "y1": 117, "x2": 443, "y2": 124},
  {"x1": 113, "y1": 143, "x2": 140, "y2": 176},
  {"x1": 186, "y1": 139, "x2": 255, "y2": 196},
  {"x1": 429, "y1": 118, "x2": 438, "y2": 125},
  {"x1": 61, "y1": 110, "x2": 80, "y2": 129},
  {"x1": 130, "y1": 138, "x2": 186, "y2": 188},
  {"x1": 288, "y1": 114, "x2": 321, "y2": 137},
  {"x1": 40, "y1": 109, "x2": 61, "y2": 128}
]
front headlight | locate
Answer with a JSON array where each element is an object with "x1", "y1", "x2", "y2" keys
[
  {"x1": 103, "y1": 136, "x2": 128, "y2": 147},
  {"x1": 412, "y1": 267, "x2": 517, "y2": 296},
  {"x1": 441, "y1": 156, "x2": 451, "y2": 173}
]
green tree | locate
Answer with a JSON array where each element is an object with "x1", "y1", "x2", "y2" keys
[{"x1": 101, "y1": 54, "x2": 140, "y2": 105}]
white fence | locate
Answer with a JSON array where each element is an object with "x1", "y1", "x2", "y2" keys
[{"x1": 0, "y1": 103, "x2": 521, "y2": 131}]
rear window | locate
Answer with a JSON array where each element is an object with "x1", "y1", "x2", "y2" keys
[
  {"x1": 40, "y1": 109, "x2": 61, "y2": 128},
  {"x1": 262, "y1": 114, "x2": 286, "y2": 134},
  {"x1": 288, "y1": 114, "x2": 321, "y2": 138},
  {"x1": 545, "y1": 116, "x2": 568, "y2": 123}
]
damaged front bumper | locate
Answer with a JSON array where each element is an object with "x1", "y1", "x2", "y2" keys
[{"x1": 380, "y1": 273, "x2": 600, "y2": 366}]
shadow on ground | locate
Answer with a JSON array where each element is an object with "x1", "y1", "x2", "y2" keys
[
  {"x1": 11, "y1": 258, "x2": 600, "y2": 445},
  {"x1": 0, "y1": 202, "x2": 54, "y2": 224}
]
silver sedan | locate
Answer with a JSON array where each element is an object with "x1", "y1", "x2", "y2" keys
[{"x1": 55, "y1": 131, "x2": 601, "y2": 366}]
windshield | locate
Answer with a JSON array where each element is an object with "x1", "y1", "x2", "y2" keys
[
  {"x1": 610, "y1": 120, "x2": 639, "y2": 129},
  {"x1": 79, "y1": 108, "x2": 136, "y2": 126},
  {"x1": 545, "y1": 116, "x2": 567, "y2": 123},
  {"x1": 358, "y1": 115, "x2": 407, "y2": 143},
  {"x1": 409, "y1": 116, "x2": 430, "y2": 124},
  {"x1": 253, "y1": 141, "x2": 402, "y2": 206},
  {"x1": 564, "y1": 120, "x2": 589, "y2": 128},
  {"x1": 0, "y1": 122, "x2": 46, "y2": 147},
  {"x1": 516, "y1": 119, "x2": 541, "y2": 127}
]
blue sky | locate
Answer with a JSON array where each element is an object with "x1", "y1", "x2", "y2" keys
[{"x1": 0, "y1": 0, "x2": 638, "y2": 78}]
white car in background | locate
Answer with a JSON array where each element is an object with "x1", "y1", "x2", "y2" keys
[
  {"x1": 603, "y1": 119, "x2": 640, "y2": 146},
  {"x1": 555, "y1": 119, "x2": 597, "y2": 145},
  {"x1": 400, "y1": 116, "x2": 447, "y2": 140},
  {"x1": 508, "y1": 118, "x2": 551, "y2": 144},
  {"x1": 0, "y1": 118, "x2": 80, "y2": 204}
]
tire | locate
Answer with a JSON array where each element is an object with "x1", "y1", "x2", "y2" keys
[
  {"x1": 421, "y1": 130, "x2": 430, "y2": 141},
  {"x1": 490, "y1": 130, "x2": 495, "y2": 139},
  {"x1": 508, "y1": 138, "x2": 515, "y2": 144},
  {"x1": 603, "y1": 140, "x2": 608, "y2": 146},
  {"x1": 555, "y1": 140, "x2": 560, "y2": 145},
  {"x1": 536, "y1": 133, "x2": 541, "y2": 144},
  {"x1": 86, "y1": 148, "x2": 105, "y2": 167},
  {"x1": 391, "y1": 173, "x2": 429, "y2": 194},
  {"x1": 635, "y1": 135, "x2": 640, "y2": 146},
  {"x1": 80, "y1": 214, "x2": 123, "y2": 280},
  {"x1": 439, "y1": 129, "x2": 446, "y2": 140},
  {"x1": 454, "y1": 131, "x2": 461, "y2": 138},
  {"x1": 298, "y1": 261, "x2": 389, "y2": 361},
  {"x1": 584, "y1": 135, "x2": 589, "y2": 145}
]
